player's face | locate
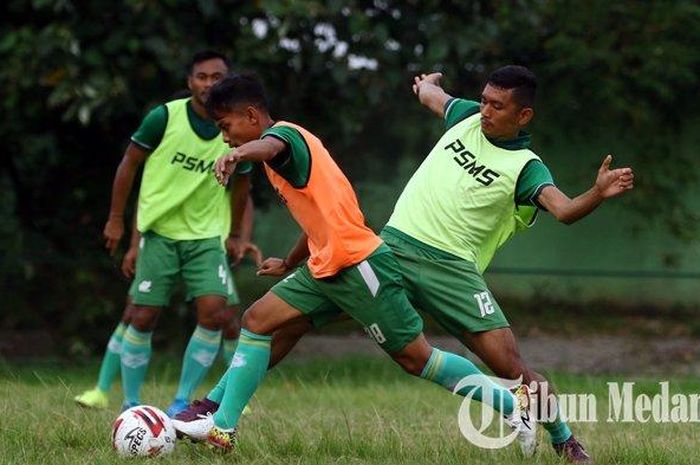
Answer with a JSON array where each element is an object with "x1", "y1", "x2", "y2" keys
[
  {"x1": 215, "y1": 107, "x2": 262, "y2": 148},
  {"x1": 187, "y1": 58, "x2": 228, "y2": 106},
  {"x1": 479, "y1": 84, "x2": 533, "y2": 139}
]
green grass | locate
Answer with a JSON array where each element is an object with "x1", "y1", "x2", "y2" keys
[{"x1": 1, "y1": 356, "x2": 699, "y2": 465}]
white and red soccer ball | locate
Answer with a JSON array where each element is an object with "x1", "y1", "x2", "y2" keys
[{"x1": 112, "y1": 406, "x2": 176, "y2": 458}]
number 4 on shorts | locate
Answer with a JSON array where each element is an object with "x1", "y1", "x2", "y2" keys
[
  {"x1": 474, "y1": 291, "x2": 494, "y2": 317},
  {"x1": 218, "y1": 264, "x2": 227, "y2": 285}
]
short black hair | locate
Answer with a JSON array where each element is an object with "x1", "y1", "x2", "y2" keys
[
  {"x1": 205, "y1": 73, "x2": 269, "y2": 118},
  {"x1": 188, "y1": 50, "x2": 230, "y2": 74},
  {"x1": 487, "y1": 65, "x2": 536, "y2": 108}
]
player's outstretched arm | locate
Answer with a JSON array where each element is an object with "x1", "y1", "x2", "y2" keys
[
  {"x1": 104, "y1": 142, "x2": 149, "y2": 255},
  {"x1": 537, "y1": 155, "x2": 634, "y2": 225},
  {"x1": 413, "y1": 73, "x2": 453, "y2": 118},
  {"x1": 215, "y1": 138, "x2": 286, "y2": 186}
]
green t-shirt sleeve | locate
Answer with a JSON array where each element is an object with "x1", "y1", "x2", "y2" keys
[
  {"x1": 130, "y1": 104, "x2": 168, "y2": 150},
  {"x1": 261, "y1": 126, "x2": 311, "y2": 188},
  {"x1": 444, "y1": 98, "x2": 481, "y2": 130},
  {"x1": 515, "y1": 159, "x2": 555, "y2": 208}
]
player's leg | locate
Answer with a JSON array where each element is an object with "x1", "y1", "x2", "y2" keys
[
  {"x1": 322, "y1": 246, "x2": 518, "y2": 418},
  {"x1": 220, "y1": 263, "x2": 243, "y2": 366},
  {"x1": 168, "y1": 237, "x2": 230, "y2": 416},
  {"x1": 220, "y1": 304, "x2": 241, "y2": 366},
  {"x1": 121, "y1": 305, "x2": 162, "y2": 409},
  {"x1": 380, "y1": 229, "x2": 565, "y2": 458},
  {"x1": 74, "y1": 295, "x2": 136, "y2": 409},
  {"x1": 122, "y1": 231, "x2": 177, "y2": 410},
  {"x1": 173, "y1": 265, "x2": 333, "y2": 445},
  {"x1": 172, "y1": 314, "x2": 318, "y2": 424},
  {"x1": 173, "y1": 291, "x2": 308, "y2": 445},
  {"x1": 464, "y1": 329, "x2": 590, "y2": 462}
]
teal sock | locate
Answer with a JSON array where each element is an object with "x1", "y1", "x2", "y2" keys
[
  {"x1": 206, "y1": 337, "x2": 239, "y2": 404},
  {"x1": 174, "y1": 325, "x2": 222, "y2": 402},
  {"x1": 221, "y1": 337, "x2": 238, "y2": 367},
  {"x1": 543, "y1": 408, "x2": 573, "y2": 444},
  {"x1": 420, "y1": 348, "x2": 515, "y2": 415},
  {"x1": 212, "y1": 329, "x2": 271, "y2": 430},
  {"x1": 207, "y1": 371, "x2": 228, "y2": 404},
  {"x1": 120, "y1": 326, "x2": 153, "y2": 405},
  {"x1": 96, "y1": 322, "x2": 127, "y2": 392}
]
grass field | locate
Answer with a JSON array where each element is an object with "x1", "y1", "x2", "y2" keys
[{"x1": 1, "y1": 355, "x2": 699, "y2": 465}]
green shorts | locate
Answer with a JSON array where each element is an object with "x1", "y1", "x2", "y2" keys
[
  {"x1": 128, "y1": 259, "x2": 240, "y2": 306},
  {"x1": 271, "y1": 244, "x2": 423, "y2": 353},
  {"x1": 130, "y1": 231, "x2": 231, "y2": 307},
  {"x1": 381, "y1": 227, "x2": 509, "y2": 336}
]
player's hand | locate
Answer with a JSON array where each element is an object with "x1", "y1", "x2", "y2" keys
[
  {"x1": 121, "y1": 246, "x2": 139, "y2": 278},
  {"x1": 594, "y1": 155, "x2": 634, "y2": 199},
  {"x1": 103, "y1": 216, "x2": 124, "y2": 256},
  {"x1": 412, "y1": 72, "x2": 443, "y2": 96},
  {"x1": 214, "y1": 150, "x2": 239, "y2": 186},
  {"x1": 225, "y1": 236, "x2": 245, "y2": 264},
  {"x1": 242, "y1": 242, "x2": 264, "y2": 267},
  {"x1": 256, "y1": 257, "x2": 289, "y2": 277}
]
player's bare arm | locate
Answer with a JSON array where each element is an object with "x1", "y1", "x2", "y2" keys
[
  {"x1": 121, "y1": 209, "x2": 140, "y2": 278},
  {"x1": 104, "y1": 142, "x2": 150, "y2": 255},
  {"x1": 236, "y1": 195, "x2": 264, "y2": 267},
  {"x1": 215, "y1": 137, "x2": 285, "y2": 186},
  {"x1": 413, "y1": 72, "x2": 452, "y2": 118},
  {"x1": 257, "y1": 232, "x2": 310, "y2": 277},
  {"x1": 537, "y1": 155, "x2": 634, "y2": 225},
  {"x1": 225, "y1": 174, "x2": 252, "y2": 263}
]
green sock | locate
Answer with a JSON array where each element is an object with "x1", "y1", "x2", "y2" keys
[
  {"x1": 212, "y1": 329, "x2": 271, "y2": 430},
  {"x1": 120, "y1": 326, "x2": 153, "y2": 405},
  {"x1": 174, "y1": 325, "x2": 222, "y2": 402},
  {"x1": 420, "y1": 348, "x2": 515, "y2": 415},
  {"x1": 207, "y1": 373, "x2": 227, "y2": 404},
  {"x1": 543, "y1": 408, "x2": 573, "y2": 444},
  {"x1": 206, "y1": 337, "x2": 239, "y2": 403},
  {"x1": 96, "y1": 322, "x2": 127, "y2": 392},
  {"x1": 221, "y1": 337, "x2": 238, "y2": 367}
]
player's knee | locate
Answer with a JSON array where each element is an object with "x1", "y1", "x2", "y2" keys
[
  {"x1": 241, "y1": 306, "x2": 268, "y2": 334},
  {"x1": 129, "y1": 307, "x2": 160, "y2": 332},
  {"x1": 197, "y1": 310, "x2": 223, "y2": 330},
  {"x1": 196, "y1": 297, "x2": 226, "y2": 330}
]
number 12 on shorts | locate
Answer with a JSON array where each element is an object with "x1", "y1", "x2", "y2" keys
[{"x1": 474, "y1": 291, "x2": 494, "y2": 317}]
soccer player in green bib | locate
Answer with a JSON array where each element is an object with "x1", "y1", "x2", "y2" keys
[{"x1": 99, "y1": 51, "x2": 254, "y2": 416}]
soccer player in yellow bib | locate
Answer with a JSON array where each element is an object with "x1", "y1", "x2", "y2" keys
[
  {"x1": 378, "y1": 67, "x2": 633, "y2": 463},
  {"x1": 73, "y1": 195, "x2": 260, "y2": 412},
  {"x1": 98, "y1": 51, "x2": 253, "y2": 416}
]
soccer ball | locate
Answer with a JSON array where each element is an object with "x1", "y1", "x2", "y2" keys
[{"x1": 112, "y1": 405, "x2": 176, "y2": 458}]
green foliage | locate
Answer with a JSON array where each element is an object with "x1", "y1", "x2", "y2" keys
[{"x1": 1, "y1": 0, "x2": 699, "y2": 349}]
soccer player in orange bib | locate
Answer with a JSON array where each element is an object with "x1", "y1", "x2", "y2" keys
[{"x1": 171, "y1": 73, "x2": 536, "y2": 454}]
